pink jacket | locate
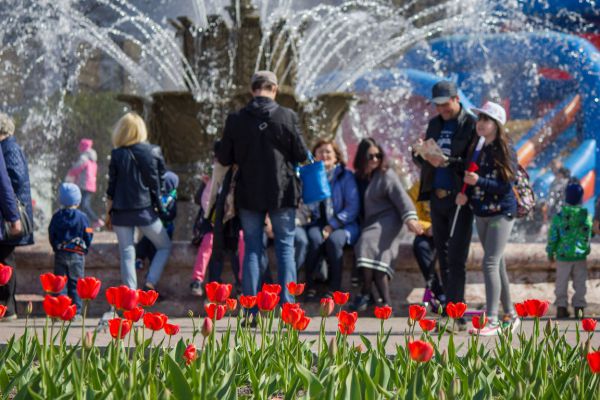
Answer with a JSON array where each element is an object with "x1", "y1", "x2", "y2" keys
[{"x1": 66, "y1": 139, "x2": 98, "y2": 193}]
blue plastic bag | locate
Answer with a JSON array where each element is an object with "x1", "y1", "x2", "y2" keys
[{"x1": 299, "y1": 152, "x2": 331, "y2": 204}]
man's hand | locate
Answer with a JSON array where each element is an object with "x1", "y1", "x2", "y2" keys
[
  {"x1": 455, "y1": 192, "x2": 468, "y2": 206},
  {"x1": 405, "y1": 219, "x2": 424, "y2": 235},
  {"x1": 425, "y1": 226, "x2": 433, "y2": 237},
  {"x1": 463, "y1": 171, "x2": 479, "y2": 186},
  {"x1": 322, "y1": 225, "x2": 333, "y2": 240},
  {"x1": 9, "y1": 220, "x2": 22, "y2": 237}
]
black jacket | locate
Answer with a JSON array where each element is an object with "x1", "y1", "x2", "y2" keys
[
  {"x1": 106, "y1": 142, "x2": 166, "y2": 211},
  {"x1": 218, "y1": 96, "x2": 308, "y2": 212},
  {"x1": 413, "y1": 106, "x2": 477, "y2": 201}
]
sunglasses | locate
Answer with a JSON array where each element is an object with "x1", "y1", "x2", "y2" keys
[{"x1": 367, "y1": 153, "x2": 383, "y2": 161}]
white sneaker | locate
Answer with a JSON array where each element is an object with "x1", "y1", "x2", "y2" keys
[
  {"x1": 470, "y1": 323, "x2": 501, "y2": 336},
  {"x1": 510, "y1": 317, "x2": 521, "y2": 333}
]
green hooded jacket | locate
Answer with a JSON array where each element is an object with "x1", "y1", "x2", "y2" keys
[{"x1": 546, "y1": 205, "x2": 592, "y2": 262}]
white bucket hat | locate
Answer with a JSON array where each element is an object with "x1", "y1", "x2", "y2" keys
[{"x1": 471, "y1": 101, "x2": 507, "y2": 126}]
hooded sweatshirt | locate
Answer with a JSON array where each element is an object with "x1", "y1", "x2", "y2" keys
[
  {"x1": 546, "y1": 205, "x2": 592, "y2": 262},
  {"x1": 67, "y1": 139, "x2": 98, "y2": 192}
]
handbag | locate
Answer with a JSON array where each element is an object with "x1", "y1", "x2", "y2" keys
[
  {"x1": 3, "y1": 200, "x2": 32, "y2": 240},
  {"x1": 299, "y1": 152, "x2": 331, "y2": 204}
]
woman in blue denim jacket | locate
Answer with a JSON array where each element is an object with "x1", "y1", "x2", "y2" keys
[{"x1": 304, "y1": 140, "x2": 360, "y2": 299}]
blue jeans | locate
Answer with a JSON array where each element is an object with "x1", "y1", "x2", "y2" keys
[
  {"x1": 114, "y1": 219, "x2": 172, "y2": 289},
  {"x1": 295, "y1": 226, "x2": 308, "y2": 271},
  {"x1": 81, "y1": 190, "x2": 99, "y2": 222},
  {"x1": 54, "y1": 251, "x2": 85, "y2": 312},
  {"x1": 239, "y1": 208, "x2": 296, "y2": 304}
]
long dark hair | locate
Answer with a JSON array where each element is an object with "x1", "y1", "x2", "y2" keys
[
  {"x1": 353, "y1": 138, "x2": 388, "y2": 179},
  {"x1": 471, "y1": 120, "x2": 515, "y2": 182}
]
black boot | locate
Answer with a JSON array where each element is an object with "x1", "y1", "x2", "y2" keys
[
  {"x1": 574, "y1": 307, "x2": 585, "y2": 319},
  {"x1": 556, "y1": 306, "x2": 569, "y2": 319}
]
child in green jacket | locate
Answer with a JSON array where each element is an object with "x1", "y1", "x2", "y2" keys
[{"x1": 546, "y1": 182, "x2": 592, "y2": 319}]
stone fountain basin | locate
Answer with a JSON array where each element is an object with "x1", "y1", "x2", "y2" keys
[{"x1": 13, "y1": 232, "x2": 600, "y2": 317}]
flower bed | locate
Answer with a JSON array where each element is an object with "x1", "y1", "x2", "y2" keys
[{"x1": 0, "y1": 271, "x2": 598, "y2": 398}]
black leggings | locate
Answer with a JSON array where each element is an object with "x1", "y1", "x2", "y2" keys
[{"x1": 360, "y1": 268, "x2": 391, "y2": 306}]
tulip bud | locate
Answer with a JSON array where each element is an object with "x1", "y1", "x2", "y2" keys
[
  {"x1": 526, "y1": 360, "x2": 533, "y2": 377},
  {"x1": 577, "y1": 308, "x2": 583, "y2": 319},
  {"x1": 328, "y1": 337, "x2": 338, "y2": 358},
  {"x1": 440, "y1": 349, "x2": 448, "y2": 367},
  {"x1": 201, "y1": 317, "x2": 213, "y2": 338},
  {"x1": 84, "y1": 331, "x2": 94, "y2": 349},
  {"x1": 437, "y1": 388, "x2": 446, "y2": 400},
  {"x1": 159, "y1": 388, "x2": 171, "y2": 400},
  {"x1": 583, "y1": 338, "x2": 591, "y2": 357},
  {"x1": 474, "y1": 356, "x2": 482, "y2": 371},
  {"x1": 187, "y1": 310, "x2": 194, "y2": 318},
  {"x1": 26, "y1": 301, "x2": 33, "y2": 315},
  {"x1": 134, "y1": 327, "x2": 142, "y2": 346},
  {"x1": 438, "y1": 304, "x2": 444, "y2": 315},
  {"x1": 451, "y1": 378, "x2": 460, "y2": 398},
  {"x1": 407, "y1": 317, "x2": 414, "y2": 327},
  {"x1": 573, "y1": 376, "x2": 580, "y2": 395},
  {"x1": 515, "y1": 382, "x2": 524, "y2": 398},
  {"x1": 544, "y1": 319, "x2": 552, "y2": 337}
]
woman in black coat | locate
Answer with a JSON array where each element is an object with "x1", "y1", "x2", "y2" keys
[{"x1": 0, "y1": 113, "x2": 31, "y2": 320}]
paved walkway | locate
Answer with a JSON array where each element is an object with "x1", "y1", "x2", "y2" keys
[{"x1": 1, "y1": 317, "x2": 597, "y2": 354}]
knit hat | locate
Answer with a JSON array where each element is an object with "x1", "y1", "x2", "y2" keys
[
  {"x1": 59, "y1": 183, "x2": 82, "y2": 207},
  {"x1": 163, "y1": 171, "x2": 179, "y2": 192},
  {"x1": 565, "y1": 182, "x2": 583, "y2": 206},
  {"x1": 79, "y1": 138, "x2": 93, "y2": 152}
]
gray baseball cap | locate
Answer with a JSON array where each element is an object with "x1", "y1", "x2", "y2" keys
[
  {"x1": 0, "y1": 113, "x2": 14, "y2": 136},
  {"x1": 251, "y1": 70, "x2": 278, "y2": 86},
  {"x1": 431, "y1": 80, "x2": 458, "y2": 104}
]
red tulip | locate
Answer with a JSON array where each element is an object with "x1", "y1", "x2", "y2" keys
[
  {"x1": 293, "y1": 315, "x2": 311, "y2": 331},
  {"x1": 514, "y1": 302, "x2": 528, "y2": 318},
  {"x1": 107, "y1": 286, "x2": 139, "y2": 311},
  {"x1": 205, "y1": 303, "x2": 227, "y2": 321},
  {"x1": 587, "y1": 350, "x2": 600, "y2": 373},
  {"x1": 337, "y1": 310, "x2": 358, "y2": 335},
  {"x1": 201, "y1": 317, "x2": 213, "y2": 337},
  {"x1": 108, "y1": 318, "x2": 132, "y2": 339},
  {"x1": 143, "y1": 312, "x2": 168, "y2": 331},
  {"x1": 320, "y1": 298, "x2": 335, "y2": 317},
  {"x1": 409, "y1": 304, "x2": 427, "y2": 321},
  {"x1": 582, "y1": 318, "x2": 597, "y2": 332},
  {"x1": 286, "y1": 282, "x2": 305, "y2": 296},
  {"x1": 524, "y1": 299, "x2": 549, "y2": 318},
  {"x1": 408, "y1": 340, "x2": 434, "y2": 362},
  {"x1": 40, "y1": 273, "x2": 67, "y2": 293},
  {"x1": 472, "y1": 315, "x2": 488, "y2": 330},
  {"x1": 374, "y1": 305, "x2": 392, "y2": 320},
  {"x1": 205, "y1": 282, "x2": 232, "y2": 303},
  {"x1": 0, "y1": 305, "x2": 6, "y2": 318},
  {"x1": 240, "y1": 295, "x2": 257, "y2": 309},
  {"x1": 262, "y1": 283, "x2": 281, "y2": 295},
  {"x1": 123, "y1": 306, "x2": 145, "y2": 322},
  {"x1": 226, "y1": 298, "x2": 237, "y2": 312},
  {"x1": 60, "y1": 305, "x2": 77, "y2": 321},
  {"x1": 137, "y1": 289, "x2": 159, "y2": 307},
  {"x1": 183, "y1": 344, "x2": 197, "y2": 365},
  {"x1": 419, "y1": 319, "x2": 437, "y2": 332},
  {"x1": 164, "y1": 323, "x2": 180, "y2": 336},
  {"x1": 446, "y1": 302, "x2": 467, "y2": 319},
  {"x1": 77, "y1": 277, "x2": 101, "y2": 300},
  {"x1": 0, "y1": 264, "x2": 13, "y2": 286},
  {"x1": 282, "y1": 303, "x2": 303, "y2": 326},
  {"x1": 43, "y1": 295, "x2": 72, "y2": 319},
  {"x1": 332, "y1": 291, "x2": 350, "y2": 306},
  {"x1": 256, "y1": 290, "x2": 279, "y2": 312}
]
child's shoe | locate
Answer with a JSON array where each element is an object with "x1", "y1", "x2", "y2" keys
[
  {"x1": 92, "y1": 219, "x2": 105, "y2": 231},
  {"x1": 190, "y1": 280, "x2": 203, "y2": 297},
  {"x1": 556, "y1": 306, "x2": 570, "y2": 319}
]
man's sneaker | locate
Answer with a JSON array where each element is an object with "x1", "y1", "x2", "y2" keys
[
  {"x1": 349, "y1": 294, "x2": 370, "y2": 312},
  {"x1": 143, "y1": 283, "x2": 165, "y2": 302},
  {"x1": 240, "y1": 317, "x2": 257, "y2": 328},
  {"x1": 470, "y1": 323, "x2": 501, "y2": 336},
  {"x1": 304, "y1": 289, "x2": 318, "y2": 302},
  {"x1": 135, "y1": 259, "x2": 144, "y2": 270},
  {"x1": 556, "y1": 306, "x2": 569, "y2": 319},
  {"x1": 1, "y1": 313, "x2": 17, "y2": 322},
  {"x1": 190, "y1": 280, "x2": 204, "y2": 297}
]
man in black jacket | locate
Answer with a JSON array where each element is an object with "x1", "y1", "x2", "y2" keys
[
  {"x1": 218, "y1": 71, "x2": 308, "y2": 304},
  {"x1": 413, "y1": 81, "x2": 477, "y2": 329}
]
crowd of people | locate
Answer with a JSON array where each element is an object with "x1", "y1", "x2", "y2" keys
[{"x1": 0, "y1": 71, "x2": 595, "y2": 333}]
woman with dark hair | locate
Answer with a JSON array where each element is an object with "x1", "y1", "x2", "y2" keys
[
  {"x1": 304, "y1": 139, "x2": 360, "y2": 300},
  {"x1": 350, "y1": 138, "x2": 422, "y2": 311},
  {"x1": 455, "y1": 101, "x2": 519, "y2": 335}
]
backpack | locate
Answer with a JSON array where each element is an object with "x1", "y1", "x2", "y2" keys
[{"x1": 512, "y1": 164, "x2": 535, "y2": 218}]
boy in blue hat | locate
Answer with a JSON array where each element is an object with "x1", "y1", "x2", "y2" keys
[
  {"x1": 546, "y1": 181, "x2": 592, "y2": 319},
  {"x1": 48, "y1": 183, "x2": 94, "y2": 315}
]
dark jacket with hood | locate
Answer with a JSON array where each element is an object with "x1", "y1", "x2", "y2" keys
[
  {"x1": 218, "y1": 96, "x2": 308, "y2": 212},
  {"x1": 107, "y1": 142, "x2": 166, "y2": 212},
  {"x1": 413, "y1": 106, "x2": 477, "y2": 201}
]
